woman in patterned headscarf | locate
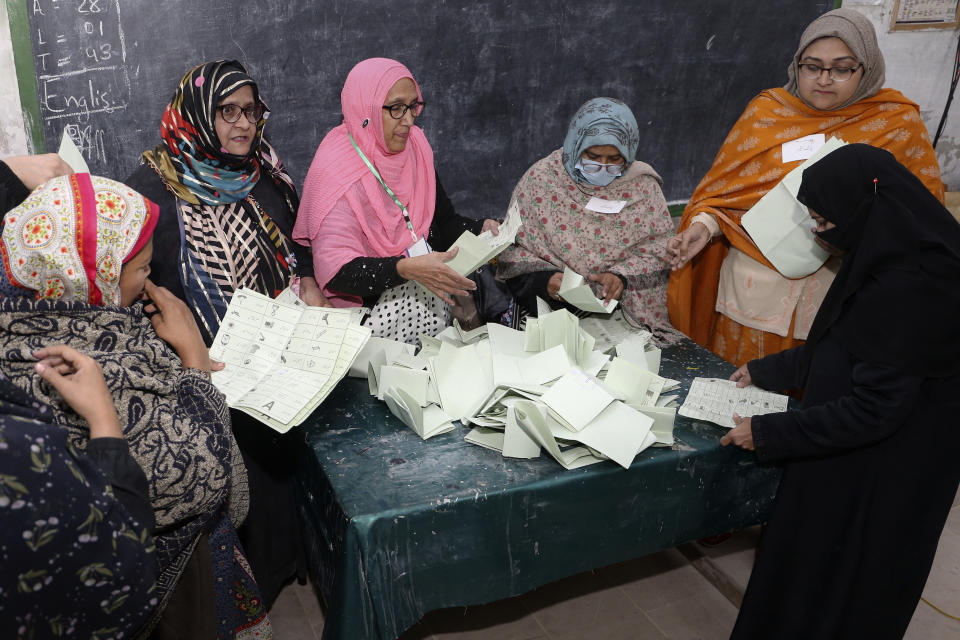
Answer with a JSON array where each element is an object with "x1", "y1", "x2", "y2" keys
[
  {"x1": 666, "y1": 8, "x2": 944, "y2": 368},
  {"x1": 496, "y1": 97, "x2": 676, "y2": 334},
  {"x1": 0, "y1": 167, "x2": 157, "y2": 640},
  {"x1": 125, "y1": 59, "x2": 321, "y2": 607},
  {"x1": 0, "y1": 173, "x2": 268, "y2": 638}
]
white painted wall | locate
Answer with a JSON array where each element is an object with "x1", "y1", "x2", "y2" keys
[
  {"x1": 1, "y1": 3, "x2": 958, "y2": 186},
  {"x1": 0, "y1": 2, "x2": 29, "y2": 158},
  {"x1": 844, "y1": 0, "x2": 960, "y2": 189}
]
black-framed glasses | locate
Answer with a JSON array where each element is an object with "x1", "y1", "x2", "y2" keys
[
  {"x1": 216, "y1": 103, "x2": 267, "y2": 124},
  {"x1": 798, "y1": 62, "x2": 863, "y2": 83},
  {"x1": 382, "y1": 101, "x2": 424, "y2": 120}
]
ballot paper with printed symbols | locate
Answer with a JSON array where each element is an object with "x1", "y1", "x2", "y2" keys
[
  {"x1": 208, "y1": 287, "x2": 371, "y2": 433},
  {"x1": 678, "y1": 378, "x2": 788, "y2": 429}
]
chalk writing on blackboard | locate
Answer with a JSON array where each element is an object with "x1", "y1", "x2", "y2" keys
[{"x1": 32, "y1": 0, "x2": 130, "y2": 165}]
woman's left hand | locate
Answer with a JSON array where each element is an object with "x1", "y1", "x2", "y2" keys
[
  {"x1": 720, "y1": 413, "x2": 755, "y2": 451},
  {"x1": 588, "y1": 272, "x2": 625, "y2": 303},
  {"x1": 298, "y1": 276, "x2": 332, "y2": 307},
  {"x1": 481, "y1": 219, "x2": 501, "y2": 236}
]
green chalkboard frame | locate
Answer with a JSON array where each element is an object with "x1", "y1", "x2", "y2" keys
[{"x1": 5, "y1": 0, "x2": 44, "y2": 153}]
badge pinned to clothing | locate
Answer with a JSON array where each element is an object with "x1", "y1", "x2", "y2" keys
[
  {"x1": 585, "y1": 197, "x2": 627, "y2": 214},
  {"x1": 405, "y1": 236, "x2": 431, "y2": 258},
  {"x1": 781, "y1": 134, "x2": 826, "y2": 163}
]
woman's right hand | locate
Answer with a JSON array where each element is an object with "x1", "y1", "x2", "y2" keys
[
  {"x1": 142, "y1": 279, "x2": 211, "y2": 373},
  {"x1": 33, "y1": 345, "x2": 123, "y2": 439},
  {"x1": 546, "y1": 272, "x2": 563, "y2": 300},
  {"x1": 730, "y1": 364, "x2": 753, "y2": 388},
  {"x1": 396, "y1": 248, "x2": 477, "y2": 305},
  {"x1": 4, "y1": 153, "x2": 73, "y2": 190},
  {"x1": 666, "y1": 221, "x2": 710, "y2": 270}
]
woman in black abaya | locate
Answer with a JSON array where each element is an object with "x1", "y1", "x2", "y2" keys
[{"x1": 720, "y1": 143, "x2": 960, "y2": 639}]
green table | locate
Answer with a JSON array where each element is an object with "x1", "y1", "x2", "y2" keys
[{"x1": 295, "y1": 338, "x2": 782, "y2": 640}]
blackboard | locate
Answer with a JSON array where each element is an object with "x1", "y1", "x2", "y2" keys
[{"x1": 22, "y1": 1, "x2": 830, "y2": 216}]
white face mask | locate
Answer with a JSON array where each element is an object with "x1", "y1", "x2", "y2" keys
[{"x1": 575, "y1": 159, "x2": 623, "y2": 187}]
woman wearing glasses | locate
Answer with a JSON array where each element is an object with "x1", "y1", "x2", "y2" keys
[
  {"x1": 496, "y1": 97, "x2": 676, "y2": 333},
  {"x1": 125, "y1": 60, "x2": 323, "y2": 611},
  {"x1": 294, "y1": 57, "x2": 499, "y2": 344},
  {"x1": 666, "y1": 8, "x2": 943, "y2": 367}
]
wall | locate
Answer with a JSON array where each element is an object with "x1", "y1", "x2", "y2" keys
[
  {"x1": 0, "y1": 2, "x2": 28, "y2": 157},
  {"x1": 844, "y1": 0, "x2": 960, "y2": 189},
  {"x1": 3, "y1": 3, "x2": 958, "y2": 192}
]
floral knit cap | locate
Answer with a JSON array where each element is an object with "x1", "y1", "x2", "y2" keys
[{"x1": 0, "y1": 173, "x2": 158, "y2": 305}]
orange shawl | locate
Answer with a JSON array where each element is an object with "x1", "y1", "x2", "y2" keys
[{"x1": 667, "y1": 87, "x2": 943, "y2": 348}]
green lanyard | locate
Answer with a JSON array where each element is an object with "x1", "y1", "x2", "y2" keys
[{"x1": 349, "y1": 132, "x2": 418, "y2": 243}]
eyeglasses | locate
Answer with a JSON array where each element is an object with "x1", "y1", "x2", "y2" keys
[
  {"x1": 382, "y1": 101, "x2": 424, "y2": 120},
  {"x1": 798, "y1": 63, "x2": 863, "y2": 83},
  {"x1": 216, "y1": 103, "x2": 266, "y2": 124},
  {"x1": 580, "y1": 159, "x2": 625, "y2": 175}
]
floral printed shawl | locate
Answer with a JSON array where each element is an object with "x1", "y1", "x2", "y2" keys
[{"x1": 497, "y1": 148, "x2": 675, "y2": 329}]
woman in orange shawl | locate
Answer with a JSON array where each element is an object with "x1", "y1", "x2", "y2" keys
[{"x1": 666, "y1": 8, "x2": 943, "y2": 368}]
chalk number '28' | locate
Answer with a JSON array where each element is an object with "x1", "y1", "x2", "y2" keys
[{"x1": 78, "y1": 0, "x2": 104, "y2": 12}]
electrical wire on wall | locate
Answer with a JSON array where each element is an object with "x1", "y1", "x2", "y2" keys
[{"x1": 933, "y1": 29, "x2": 960, "y2": 149}]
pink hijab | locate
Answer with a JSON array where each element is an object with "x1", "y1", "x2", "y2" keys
[{"x1": 294, "y1": 58, "x2": 436, "y2": 303}]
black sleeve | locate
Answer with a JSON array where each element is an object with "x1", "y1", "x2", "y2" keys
[
  {"x1": 326, "y1": 172, "x2": 482, "y2": 301},
  {"x1": 326, "y1": 256, "x2": 407, "y2": 299},
  {"x1": 85, "y1": 438, "x2": 156, "y2": 531},
  {"x1": 747, "y1": 344, "x2": 808, "y2": 393},
  {"x1": 426, "y1": 173, "x2": 484, "y2": 251},
  {"x1": 1, "y1": 161, "x2": 31, "y2": 213},
  {"x1": 751, "y1": 360, "x2": 922, "y2": 463}
]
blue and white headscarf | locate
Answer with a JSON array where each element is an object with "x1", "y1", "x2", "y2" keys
[{"x1": 561, "y1": 97, "x2": 640, "y2": 183}]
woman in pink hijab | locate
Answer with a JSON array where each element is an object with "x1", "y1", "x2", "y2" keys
[{"x1": 294, "y1": 58, "x2": 499, "y2": 344}]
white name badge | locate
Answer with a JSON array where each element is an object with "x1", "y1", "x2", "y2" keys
[
  {"x1": 585, "y1": 197, "x2": 627, "y2": 214},
  {"x1": 404, "y1": 236, "x2": 431, "y2": 258},
  {"x1": 781, "y1": 134, "x2": 825, "y2": 163}
]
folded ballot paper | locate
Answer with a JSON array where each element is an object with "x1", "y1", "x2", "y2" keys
[
  {"x1": 678, "y1": 378, "x2": 788, "y2": 429},
  {"x1": 445, "y1": 200, "x2": 523, "y2": 276},
  {"x1": 558, "y1": 267, "x2": 617, "y2": 314},
  {"x1": 741, "y1": 136, "x2": 846, "y2": 278},
  {"x1": 58, "y1": 130, "x2": 90, "y2": 174},
  {"x1": 359, "y1": 307, "x2": 678, "y2": 467},
  {"x1": 208, "y1": 287, "x2": 371, "y2": 433}
]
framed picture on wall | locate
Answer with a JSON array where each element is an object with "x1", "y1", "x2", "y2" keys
[{"x1": 890, "y1": 0, "x2": 960, "y2": 30}]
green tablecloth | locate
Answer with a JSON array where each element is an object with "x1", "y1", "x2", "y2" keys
[{"x1": 295, "y1": 338, "x2": 782, "y2": 640}]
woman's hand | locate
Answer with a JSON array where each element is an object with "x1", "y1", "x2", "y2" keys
[
  {"x1": 33, "y1": 345, "x2": 122, "y2": 439},
  {"x1": 666, "y1": 221, "x2": 710, "y2": 270},
  {"x1": 588, "y1": 272, "x2": 625, "y2": 303},
  {"x1": 546, "y1": 272, "x2": 564, "y2": 300},
  {"x1": 5, "y1": 153, "x2": 73, "y2": 190},
  {"x1": 142, "y1": 279, "x2": 211, "y2": 373},
  {"x1": 298, "y1": 276, "x2": 332, "y2": 307},
  {"x1": 396, "y1": 248, "x2": 477, "y2": 305},
  {"x1": 481, "y1": 219, "x2": 501, "y2": 236},
  {"x1": 730, "y1": 364, "x2": 753, "y2": 388},
  {"x1": 720, "y1": 413, "x2": 755, "y2": 451}
]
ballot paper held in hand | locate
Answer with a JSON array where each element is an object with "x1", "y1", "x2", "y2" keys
[
  {"x1": 741, "y1": 136, "x2": 847, "y2": 278},
  {"x1": 445, "y1": 200, "x2": 522, "y2": 276},
  {"x1": 558, "y1": 267, "x2": 617, "y2": 314}
]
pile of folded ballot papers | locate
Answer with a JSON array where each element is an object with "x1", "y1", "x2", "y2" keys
[{"x1": 352, "y1": 308, "x2": 680, "y2": 470}]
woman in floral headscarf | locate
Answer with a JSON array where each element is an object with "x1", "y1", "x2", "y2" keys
[
  {"x1": 126, "y1": 60, "x2": 324, "y2": 605},
  {"x1": 0, "y1": 173, "x2": 268, "y2": 638},
  {"x1": 497, "y1": 97, "x2": 676, "y2": 334}
]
